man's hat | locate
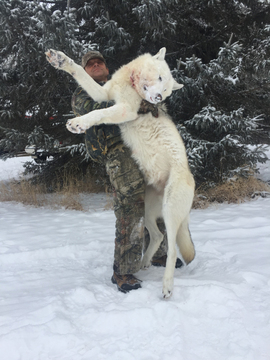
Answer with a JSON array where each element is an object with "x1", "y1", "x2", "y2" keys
[{"x1": 81, "y1": 50, "x2": 106, "y2": 68}]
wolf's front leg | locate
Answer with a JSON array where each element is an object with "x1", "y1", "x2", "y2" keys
[
  {"x1": 66, "y1": 103, "x2": 138, "y2": 134},
  {"x1": 66, "y1": 112, "x2": 101, "y2": 134}
]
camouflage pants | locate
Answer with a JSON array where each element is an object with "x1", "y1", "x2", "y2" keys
[{"x1": 105, "y1": 143, "x2": 167, "y2": 275}]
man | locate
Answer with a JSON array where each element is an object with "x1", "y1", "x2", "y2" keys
[{"x1": 71, "y1": 50, "x2": 182, "y2": 293}]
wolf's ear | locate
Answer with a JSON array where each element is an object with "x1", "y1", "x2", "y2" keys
[
  {"x1": 172, "y1": 80, "x2": 184, "y2": 91},
  {"x1": 153, "y1": 47, "x2": 166, "y2": 61}
]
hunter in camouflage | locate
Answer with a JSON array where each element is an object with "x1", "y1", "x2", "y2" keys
[{"x1": 71, "y1": 51, "x2": 182, "y2": 293}]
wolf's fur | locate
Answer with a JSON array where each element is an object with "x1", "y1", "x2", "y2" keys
[{"x1": 46, "y1": 48, "x2": 195, "y2": 298}]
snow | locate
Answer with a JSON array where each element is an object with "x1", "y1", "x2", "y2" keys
[
  {"x1": 0, "y1": 155, "x2": 270, "y2": 360},
  {"x1": 0, "y1": 156, "x2": 30, "y2": 181}
]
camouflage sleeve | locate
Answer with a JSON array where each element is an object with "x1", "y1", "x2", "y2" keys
[
  {"x1": 71, "y1": 86, "x2": 115, "y2": 116},
  {"x1": 71, "y1": 86, "x2": 122, "y2": 163}
]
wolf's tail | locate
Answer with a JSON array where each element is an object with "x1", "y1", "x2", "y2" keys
[{"x1": 176, "y1": 217, "x2": 195, "y2": 265}]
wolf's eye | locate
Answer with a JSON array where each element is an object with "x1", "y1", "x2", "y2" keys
[
  {"x1": 143, "y1": 85, "x2": 147, "y2": 91},
  {"x1": 159, "y1": 76, "x2": 162, "y2": 81}
]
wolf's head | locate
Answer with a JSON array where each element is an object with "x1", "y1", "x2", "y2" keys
[{"x1": 130, "y1": 48, "x2": 183, "y2": 104}]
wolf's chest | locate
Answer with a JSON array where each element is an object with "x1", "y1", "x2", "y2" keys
[
  {"x1": 120, "y1": 117, "x2": 163, "y2": 157},
  {"x1": 119, "y1": 116, "x2": 172, "y2": 185}
]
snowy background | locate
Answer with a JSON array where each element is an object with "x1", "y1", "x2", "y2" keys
[{"x1": 0, "y1": 154, "x2": 270, "y2": 360}]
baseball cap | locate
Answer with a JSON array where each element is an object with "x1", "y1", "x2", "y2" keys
[{"x1": 81, "y1": 51, "x2": 107, "y2": 68}]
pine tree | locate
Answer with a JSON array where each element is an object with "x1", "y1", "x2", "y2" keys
[
  {"x1": 168, "y1": 34, "x2": 270, "y2": 184},
  {"x1": 1, "y1": 0, "x2": 269, "y2": 189},
  {"x1": 0, "y1": 0, "x2": 83, "y2": 159}
]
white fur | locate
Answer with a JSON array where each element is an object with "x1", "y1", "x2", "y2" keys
[{"x1": 46, "y1": 48, "x2": 195, "y2": 298}]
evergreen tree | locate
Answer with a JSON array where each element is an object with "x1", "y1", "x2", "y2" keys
[
  {"x1": 1, "y1": 0, "x2": 269, "y2": 188},
  {"x1": 0, "y1": 0, "x2": 83, "y2": 159},
  {"x1": 168, "y1": 23, "x2": 270, "y2": 184}
]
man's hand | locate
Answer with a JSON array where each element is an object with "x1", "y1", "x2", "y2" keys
[{"x1": 138, "y1": 99, "x2": 159, "y2": 118}]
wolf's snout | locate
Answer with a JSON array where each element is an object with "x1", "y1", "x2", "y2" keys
[{"x1": 155, "y1": 94, "x2": 162, "y2": 102}]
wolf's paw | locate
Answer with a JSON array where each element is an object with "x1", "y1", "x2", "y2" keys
[
  {"x1": 141, "y1": 257, "x2": 151, "y2": 270},
  {"x1": 141, "y1": 263, "x2": 151, "y2": 270},
  {"x1": 66, "y1": 119, "x2": 87, "y2": 134},
  {"x1": 162, "y1": 287, "x2": 173, "y2": 299},
  {"x1": 45, "y1": 49, "x2": 73, "y2": 71},
  {"x1": 162, "y1": 278, "x2": 174, "y2": 299}
]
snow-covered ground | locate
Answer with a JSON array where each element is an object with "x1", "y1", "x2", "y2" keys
[{"x1": 0, "y1": 155, "x2": 270, "y2": 360}]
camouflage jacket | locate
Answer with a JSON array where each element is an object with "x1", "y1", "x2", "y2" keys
[
  {"x1": 71, "y1": 85, "x2": 162, "y2": 163},
  {"x1": 71, "y1": 85, "x2": 121, "y2": 163}
]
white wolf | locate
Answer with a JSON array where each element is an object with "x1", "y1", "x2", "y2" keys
[{"x1": 46, "y1": 47, "x2": 195, "y2": 298}]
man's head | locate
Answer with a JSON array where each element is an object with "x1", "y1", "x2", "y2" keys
[{"x1": 82, "y1": 50, "x2": 109, "y2": 83}]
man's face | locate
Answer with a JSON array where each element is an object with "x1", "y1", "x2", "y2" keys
[{"x1": 84, "y1": 58, "x2": 109, "y2": 82}]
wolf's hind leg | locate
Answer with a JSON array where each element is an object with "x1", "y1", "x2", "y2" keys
[
  {"x1": 141, "y1": 218, "x2": 164, "y2": 269},
  {"x1": 161, "y1": 219, "x2": 178, "y2": 298},
  {"x1": 141, "y1": 186, "x2": 164, "y2": 269},
  {"x1": 162, "y1": 179, "x2": 194, "y2": 298}
]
